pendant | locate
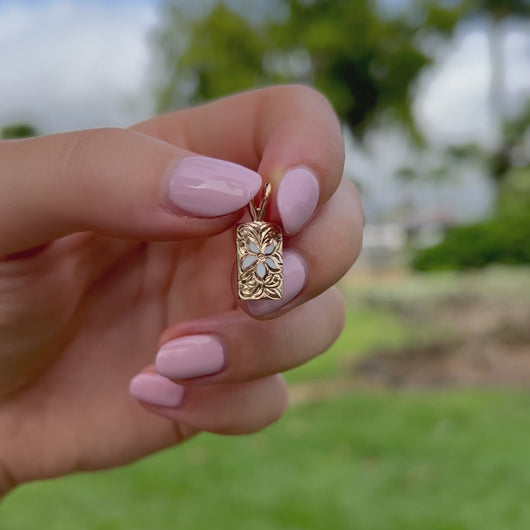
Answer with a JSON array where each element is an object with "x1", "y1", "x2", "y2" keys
[{"x1": 237, "y1": 183, "x2": 283, "y2": 300}]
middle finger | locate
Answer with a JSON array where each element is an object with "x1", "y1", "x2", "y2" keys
[{"x1": 154, "y1": 287, "x2": 344, "y2": 386}]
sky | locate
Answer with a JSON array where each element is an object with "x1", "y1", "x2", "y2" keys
[
  {"x1": 415, "y1": 16, "x2": 530, "y2": 148},
  {"x1": 1, "y1": 0, "x2": 529, "y2": 221},
  {"x1": 0, "y1": 0, "x2": 159, "y2": 131}
]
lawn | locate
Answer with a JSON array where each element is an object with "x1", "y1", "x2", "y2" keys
[{"x1": 2, "y1": 269, "x2": 530, "y2": 529}]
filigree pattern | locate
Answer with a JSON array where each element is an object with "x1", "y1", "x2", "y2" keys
[{"x1": 237, "y1": 221, "x2": 283, "y2": 300}]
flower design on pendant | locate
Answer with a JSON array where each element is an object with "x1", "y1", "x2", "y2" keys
[
  {"x1": 236, "y1": 221, "x2": 283, "y2": 300},
  {"x1": 243, "y1": 239, "x2": 279, "y2": 278}
]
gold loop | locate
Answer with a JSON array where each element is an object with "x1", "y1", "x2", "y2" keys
[{"x1": 249, "y1": 182, "x2": 271, "y2": 222}]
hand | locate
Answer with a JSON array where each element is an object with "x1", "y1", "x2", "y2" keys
[{"x1": 0, "y1": 85, "x2": 363, "y2": 495}]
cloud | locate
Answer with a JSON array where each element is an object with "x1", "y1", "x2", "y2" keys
[
  {"x1": 0, "y1": 0, "x2": 159, "y2": 133},
  {"x1": 414, "y1": 19, "x2": 530, "y2": 148}
]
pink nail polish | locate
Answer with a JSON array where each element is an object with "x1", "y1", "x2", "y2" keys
[
  {"x1": 129, "y1": 373, "x2": 184, "y2": 407},
  {"x1": 277, "y1": 166, "x2": 319, "y2": 234},
  {"x1": 246, "y1": 250, "x2": 307, "y2": 316},
  {"x1": 155, "y1": 335, "x2": 225, "y2": 380},
  {"x1": 167, "y1": 156, "x2": 262, "y2": 217}
]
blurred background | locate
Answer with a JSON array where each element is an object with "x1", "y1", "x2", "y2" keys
[{"x1": 2, "y1": 0, "x2": 530, "y2": 528}]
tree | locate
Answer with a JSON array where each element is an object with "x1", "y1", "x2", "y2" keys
[
  {"x1": 152, "y1": 0, "x2": 530, "y2": 190},
  {"x1": 155, "y1": 3, "x2": 268, "y2": 113},
  {"x1": 153, "y1": 0, "x2": 445, "y2": 136}
]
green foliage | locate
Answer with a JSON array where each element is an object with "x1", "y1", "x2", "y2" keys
[
  {"x1": 153, "y1": 0, "x2": 457, "y2": 135},
  {"x1": 153, "y1": 0, "x2": 530, "y2": 146},
  {"x1": 268, "y1": 0, "x2": 430, "y2": 133},
  {"x1": 1, "y1": 123, "x2": 38, "y2": 139},
  {"x1": 420, "y1": 0, "x2": 530, "y2": 25},
  {"x1": 155, "y1": 4, "x2": 268, "y2": 110},
  {"x1": 462, "y1": 0, "x2": 530, "y2": 18},
  {"x1": 499, "y1": 167, "x2": 530, "y2": 212},
  {"x1": 412, "y1": 209, "x2": 530, "y2": 271}
]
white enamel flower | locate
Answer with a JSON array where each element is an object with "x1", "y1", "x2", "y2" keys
[{"x1": 241, "y1": 239, "x2": 280, "y2": 279}]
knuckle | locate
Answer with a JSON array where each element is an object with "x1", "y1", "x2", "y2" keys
[
  {"x1": 273, "y1": 84, "x2": 342, "y2": 131},
  {"x1": 59, "y1": 127, "x2": 127, "y2": 176},
  {"x1": 281, "y1": 83, "x2": 327, "y2": 103},
  {"x1": 337, "y1": 181, "x2": 364, "y2": 267},
  {"x1": 231, "y1": 375, "x2": 288, "y2": 434},
  {"x1": 309, "y1": 129, "x2": 345, "y2": 185},
  {"x1": 268, "y1": 374, "x2": 289, "y2": 422},
  {"x1": 311, "y1": 288, "x2": 346, "y2": 354},
  {"x1": 277, "y1": 83, "x2": 334, "y2": 112},
  {"x1": 323, "y1": 133, "x2": 346, "y2": 179},
  {"x1": 287, "y1": 85, "x2": 345, "y2": 176},
  {"x1": 327, "y1": 215, "x2": 361, "y2": 277},
  {"x1": 347, "y1": 180, "x2": 366, "y2": 227},
  {"x1": 263, "y1": 84, "x2": 345, "y2": 184},
  {"x1": 327, "y1": 287, "x2": 346, "y2": 340}
]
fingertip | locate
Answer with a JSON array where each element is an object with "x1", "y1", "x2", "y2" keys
[
  {"x1": 129, "y1": 373, "x2": 185, "y2": 408},
  {"x1": 257, "y1": 85, "x2": 345, "y2": 208},
  {"x1": 165, "y1": 155, "x2": 262, "y2": 218},
  {"x1": 277, "y1": 166, "x2": 320, "y2": 234},
  {"x1": 155, "y1": 335, "x2": 226, "y2": 381},
  {"x1": 244, "y1": 250, "x2": 307, "y2": 317}
]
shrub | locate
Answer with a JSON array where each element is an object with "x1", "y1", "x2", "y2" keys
[{"x1": 412, "y1": 209, "x2": 530, "y2": 271}]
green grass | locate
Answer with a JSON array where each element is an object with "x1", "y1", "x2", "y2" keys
[
  {"x1": 3, "y1": 268, "x2": 530, "y2": 529},
  {"x1": 3, "y1": 390, "x2": 530, "y2": 530}
]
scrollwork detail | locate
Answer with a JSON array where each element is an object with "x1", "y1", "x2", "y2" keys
[{"x1": 237, "y1": 221, "x2": 283, "y2": 300}]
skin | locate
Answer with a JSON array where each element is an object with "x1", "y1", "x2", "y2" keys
[{"x1": 0, "y1": 85, "x2": 364, "y2": 497}]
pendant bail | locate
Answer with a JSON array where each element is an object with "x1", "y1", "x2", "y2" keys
[{"x1": 249, "y1": 182, "x2": 271, "y2": 222}]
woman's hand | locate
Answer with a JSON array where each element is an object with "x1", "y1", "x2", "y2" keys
[{"x1": 0, "y1": 85, "x2": 363, "y2": 495}]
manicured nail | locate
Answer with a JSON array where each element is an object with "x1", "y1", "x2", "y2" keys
[
  {"x1": 155, "y1": 335, "x2": 225, "y2": 380},
  {"x1": 129, "y1": 373, "x2": 184, "y2": 407},
  {"x1": 166, "y1": 156, "x2": 262, "y2": 217},
  {"x1": 246, "y1": 250, "x2": 307, "y2": 316},
  {"x1": 277, "y1": 166, "x2": 319, "y2": 234}
]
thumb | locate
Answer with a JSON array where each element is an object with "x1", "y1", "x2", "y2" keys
[{"x1": 0, "y1": 127, "x2": 262, "y2": 257}]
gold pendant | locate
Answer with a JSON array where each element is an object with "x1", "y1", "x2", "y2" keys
[{"x1": 237, "y1": 183, "x2": 283, "y2": 300}]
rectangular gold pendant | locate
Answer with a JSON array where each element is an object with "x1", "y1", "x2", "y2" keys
[{"x1": 236, "y1": 220, "x2": 283, "y2": 300}]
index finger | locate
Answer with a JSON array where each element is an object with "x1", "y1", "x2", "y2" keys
[{"x1": 132, "y1": 85, "x2": 345, "y2": 234}]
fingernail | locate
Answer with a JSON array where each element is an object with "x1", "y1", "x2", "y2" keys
[
  {"x1": 167, "y1": 156, "x2": 262, "y2": 217},
  {"x1": 246, "y1": 250, "x2": 307, "y2": 316},
  {"x1": 129, "y1": 373, "x2": 184, "y2": 407},
  {"x1": 155, "y1": 335, "x2": 225, "y2": 380},
  {"x1": 277, "y1": 166, "x2": 319, "y2": 234}
]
